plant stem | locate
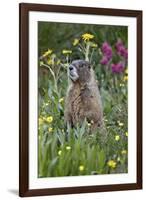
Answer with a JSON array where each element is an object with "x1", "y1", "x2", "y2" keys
[
  {"x1": 85, "y1": 42, "x2": 90, "y2": 61},
  {"x1": 42, "y1": 63, "x2": 58, "y2": 93}
]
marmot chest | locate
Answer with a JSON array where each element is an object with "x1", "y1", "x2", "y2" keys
[{"x1": 69, "y1": 85, "x2": 95, "y2": 122}]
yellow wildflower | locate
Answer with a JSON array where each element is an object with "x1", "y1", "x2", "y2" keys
[
  {"x1": 47, "y1": 58, "x2": 54, "y2": 65},
  {"x1": 39, "y1": 118, "x2": 43, "y2": 125},
  {"x1": 115, "y1": 135, "x2": 120, "y2": 141},
  {"x1": 91, "y1": 43, "x2": 98, "y2": 48},
  {"x1": 42, "y1": 116, "x2": 46, "y2": 121},
  {"x1": 121, "y1": 150, "x2": 127, "y2": 155},
  {"x1": 58, "y1": 150, "x2": 62, "y2": 156},
  {"x1": 62, "y1": 50, "x2": 72, "y2": 54},
  {"x1": 79, "y1": 165, "x2": 85, "y2": 171},
  {"x1": 82, "y1": 33, "x2": 94, "y2": 41},
  {"x1": 46, "y1": 116, "x2": 53, "y2": 123},
  {"x1": 87, "y1": 122, "x2": 91, "y2": 127},
  {"x1": 117, "y1": 157, "x2": 121, "y2": 162},
  {"x1": 123, "y1": 75, "x2": 128, "y2": 81},
  {"x1": 59, "y1": 97, "x2": 64, "y2": 103},
  {"x1": 73, "y1": 38, "x2": 79, "y2": 46},
  {"x1": 66, "y1": 146, "x2": 71, "y2": 150},
  {"x1": 107, "y1": 160, "x2": 117, "y2": 168},
  {"x1": 120, "y1": 83, "x2": 124, "y2": 87},
  {"x1": 125, "y1": 68, "x2": 128, "y2": 74},
  {"x1": 118, "y1": 121, "x2": 124, "y2": 127},
  {"x1": 57, "y1": 59, "x2": 61, "y2": 65},
  {"x1": 125, "y1": 131, "x2": 128, "y2": 137},
  {"x1": 48, "y1": 127, "x2": 53, "y2": 133},
  {"x1": 42, "y1": 49, "x2": 53, "y2": 57}
]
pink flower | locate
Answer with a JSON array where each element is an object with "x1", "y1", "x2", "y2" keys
[
  {"x1": 100, "y1": 42, "x2": 113, "y2": 65},
  {"x1": 111, "y1": 62, "x2": 124, "y2": 73},
  {"x1": 115, "y1": 39, "x2": 128, "y2": 60},
  {"x1": 100, "y1": 56, "x2": 109, "y2": 65},
  {"x1": 101, "y1": 42, "x2": 112, "y2": 60}
]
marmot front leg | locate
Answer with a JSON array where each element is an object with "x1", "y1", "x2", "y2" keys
[{"x1": 64, "y1": 110, "x2": 73, "y2": 128}]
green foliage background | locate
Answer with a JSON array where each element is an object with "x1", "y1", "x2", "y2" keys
[{"x1": 38, "y1": 22, "x2": 128, "y2": 177}]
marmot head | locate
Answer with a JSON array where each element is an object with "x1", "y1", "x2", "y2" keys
[{"x1": 68, "y1": 60, "x2": 92, "y2": 83}]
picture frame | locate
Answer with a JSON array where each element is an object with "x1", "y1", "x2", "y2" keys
[{"x1": 19, "y1": 3, "x2": 142, "y2": 197}]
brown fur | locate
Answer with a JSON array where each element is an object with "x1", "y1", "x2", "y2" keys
[{"x1": 64, "y1": 60, "x2": 103, "y2": 131}]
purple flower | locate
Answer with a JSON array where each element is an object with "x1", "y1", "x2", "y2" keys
[
  {"x1": 115, "y1": 39, "x2": 128, "y2": 60},
  {"x1": 118, "y1": 46, "x2": 128, "y2": 59},
  {"x1": 115, "y1": 39, "x2": 123, "y2": 50},
  {"x1": 100, "y1": 42, "x2": 113, "y2": 65},
  {"x1": 100, "y1": 56, "x2": 109, "y2": 65},
  {"x1": 101, "y1": 42, "x2": 113, "y2": 60},
  {"x1": 111, "y1": 62, "x2": 124, "y2": 73}
]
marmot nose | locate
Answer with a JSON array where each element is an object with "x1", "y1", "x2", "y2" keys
[{"x1": 69, "y1": 66, "x2": 73, "y2": 71}]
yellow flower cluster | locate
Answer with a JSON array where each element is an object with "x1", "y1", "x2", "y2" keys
[
  {"x1": 56, "y1": 59, "x2": 61, "y2": 65},
  {"x1": 82, "y1": 33, "x2": 94, "y2": 41},
  {"x1": 91, "y1": 43, "x2": 98, "y2": 48},
  {"x1": 123, "y1": 75, "x2": 128, "y2": 81},
  {"x1": 58, "y1": 146, "x2": 71, "y2": 157},
  {"x1": 48, "y1": 127, "x2": 53, "y2": 133},
  {"x1": 107, "y1": 160, "x2": 117, "y2": 168},
  {"x1": 62, "y1": 50, "x2": 72, "y2": 54},
  {"x1": 120, "y1": 83, "x2": 124, "y2": 87},
  {"x1": 59, "y1": 97, "x2": 64, "y2": 103},
  {"x1": 79, "y1": 165, "x2": 85, "y2": 171},
  {"x1": 115, "y1": 135, "x2": 120, "y2": 141},
  {"x1": 39, "y1": 115, "x2": 53, "y2": 126},
  {"x1": 46, "y1": 116, "x2": 53, "y2": 123},
  {"x1": 121, "y1": 150, "x2": 127, "y2": 155},
  {"x1": 66, "y1": 146, "x2": 71, "y2": 150},
  {"x1": 39, "y1": 117, "x2": 43, "y2": 125},
  {"x1": 73, "y1": 38, "x2": 79, "y2": 46},
  {"x1": 47, "y1": 58, "x2": 54, "y2": 65},
  {"x1": 58, "y1": 150, "x2": 62, "y2": 156},
  {"x1": 117, "y1": 121, "x2": 124, "y2": 127},
  {"x1": 42, "y1": 49, "x2": 53, "y2": 57},
  {"x1": 124, "y1": 68, "x2": 128, "y2": 81}
]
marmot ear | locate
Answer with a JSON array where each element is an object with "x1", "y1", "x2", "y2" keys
[
  {"x1": 85, "y1": 61, "x2": 91, "y2": 69},
  {"x1": 87, "y1": 63, "x2": 91, "y2": 69}
]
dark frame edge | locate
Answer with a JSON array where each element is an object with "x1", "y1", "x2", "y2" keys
[
  {"x1": 19, "y1": 3, "x2": 29, "y2": 197},
  {"x1": 19, "y1": 2, "x2": 142, "y2": 17},
  {"x1": 20, "y1": 183, "x2": 141, "y2": 197},
  {"x1": 136, "y1": 10, "x2": 143, "y2": 190}
]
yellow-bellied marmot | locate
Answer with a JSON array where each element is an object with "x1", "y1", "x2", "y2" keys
[{"x1": 64, "y1": 60, "x2": 103, "y2": 131}]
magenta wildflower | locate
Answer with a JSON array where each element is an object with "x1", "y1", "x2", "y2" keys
[
  {"x1": 111, "y1": 62, "x2": 124, "y2": 73},
  {"x1": 100, "y1": 42, "x2": 113, "y2": 65},
  {"x1": 100, "y1": 56, "x2": 109, "y2": 65},
  {"x1": 101, "y1": 42, "x2": 112, "y2": 60},
  {"x1": 115, "y1": 39, "x2": 123, "y2": 50},
  {"x1": 115, "y1": 39, "x2": 128, "y2": 60}
]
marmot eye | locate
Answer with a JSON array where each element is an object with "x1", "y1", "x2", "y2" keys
[{"x1": 80, "y1": 64, "x2": 84, "y2": 68}]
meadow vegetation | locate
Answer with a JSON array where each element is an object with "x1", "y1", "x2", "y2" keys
[{"x1": 38, "y1": 22, "x2": 128, "y2": 177}]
